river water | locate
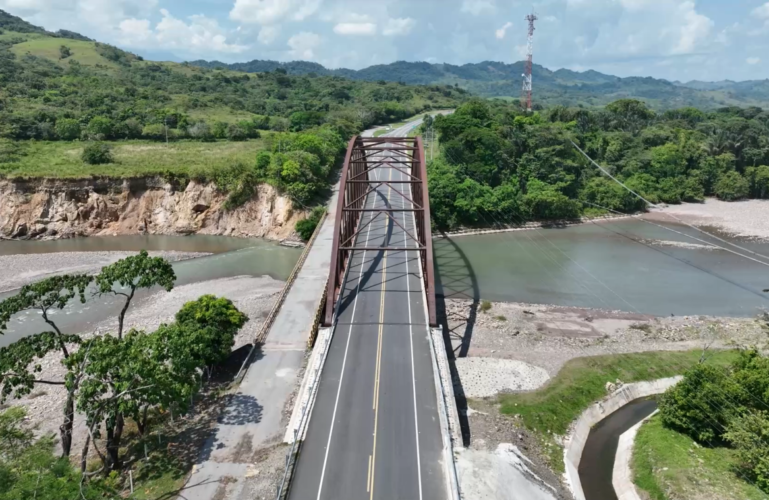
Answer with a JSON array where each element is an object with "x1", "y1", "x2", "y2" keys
[
  {"x1": 0, "y1": 236, "x2": 302, "y2": 347},
  {"x1": 435, "y1": 218, "x2": 769, "y2": 318},
  {"x1": 1, "y1": 218, "x2": 768, "y2": 347}
]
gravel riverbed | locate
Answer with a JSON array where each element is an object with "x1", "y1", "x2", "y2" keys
[
  {"x1": 4, "y1": 274, "x2": 285, "y2": 456},
  {"x1": 644, "y1": 198, "x2": 769, "y2": 241},
  {"x1": 0, "y1": 251, "x2": 210, "y2": 293}
]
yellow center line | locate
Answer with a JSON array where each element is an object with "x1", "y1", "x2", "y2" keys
[
  {"x1": 367, "y1": 455, "x2": 372, "y2": 493},
  {"x1": 369, "y1": 155, "x2": 393, "y2": 499}
]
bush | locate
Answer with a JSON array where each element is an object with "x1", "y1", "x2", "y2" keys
[
  {"x1": 480, "y1": 300, "x2": 492, "y2": 312},
  {"x1": 658, "y1": 363, "x2": 743, "y2": 443},
  {"x1": 295, "y1": 206, "x2": 326, "y2": 240},
  {"x1": 142, "y1": 123, "x2": 166, "y2": 141},
  {"x1": 81, "y1": 142, "x2": 113, "y2": 165},
  {"x1": 212, "y1": 121, "x2": 228, "y2": 139},
  {"x1": 188, "y1": 122, "x2": 214, "y2": 142},
  {"x1": 715, "y1": 171, "x2": 750, "y2": 201},
  {"x1": 724, "y1": 411, "x2": 769, "y2": 492},
  {"x1": 86, "y1": 116, "x2": 113, "y2": 140},
  {"x1": 226, "y1": 123, "x2": 247, "y2": 141},
  {"x1": 54, "y1": 118, "x2": 80, "y2": 140}
]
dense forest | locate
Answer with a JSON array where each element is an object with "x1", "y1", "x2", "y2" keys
[
  {"x1": 191, "y1": 58, "x2": 769, "y2": 110},
  {"x1": 427, "y1": 99, "x2": 769, "y2": 230}
]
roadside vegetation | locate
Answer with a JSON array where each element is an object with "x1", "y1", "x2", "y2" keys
[
  {"x1": 633, "y1": 415, "x2": 767, "y2": 500},
  {"x1": 497, "y1": 350, "x2": 740, "y2": 471},
  {"x1": 634, "y1": 343, "x2": 769, "y2": 498},
  {"x1": 427, "y1": 98, "x2": 769, "y2": 230},
  {"x1": 0, "y1": 251, "x2": 248, "y2": 498}
]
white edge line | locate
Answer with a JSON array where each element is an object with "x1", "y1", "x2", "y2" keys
[{"x1": 316, "y1": 162, "x2": 381, "y2": 500}]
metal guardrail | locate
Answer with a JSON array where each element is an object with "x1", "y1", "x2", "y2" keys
[{"x1": 233, "y1": 209, "x2": 328, "y2": 385}]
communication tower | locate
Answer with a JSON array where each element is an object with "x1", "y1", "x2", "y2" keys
[{"x1": 521, "y1": 12, "x2": 538, "y2": 112}]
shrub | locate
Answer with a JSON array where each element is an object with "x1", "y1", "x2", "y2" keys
[
  {"x1": 715, "y1": 171, "x2": 750, "y2": 201},
  {"x1": 81, "y1": 142, "x2": 113, "y2": 165},
  {"x1": 212, "y1": 121, "x2": 228, "y2": 139},
  {"x1": 86, "y1": 116, "x2": 113, "y2": 140},
  {"x1": 480, "y1": 300, "x2": 492, "y2": 312},
  {"x1": 188, "y1": 122, "x2": 214, "y2": 142},
  {"x1": 658, "y1": 363, "x2": 743, "y2": 443},
  {"x1": 142, "y1": 123, "x2": 166, "y2": 141},
  {"x1": 226, "y1": 123, "x2": 247, "y2": 141},
  {"x1": 724, "y1": 411, "x2": 769, "y2": 493},
  {"x1": 295, "y1": 206, "x2": 326, "y2": 240},
  {"x1": 54, "y1": 118, "x2": 80, "y2": 140}
]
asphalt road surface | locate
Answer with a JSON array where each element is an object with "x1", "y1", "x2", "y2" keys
[{"x1": 288, "y1": 121, "x2": 447, "y2": 500}]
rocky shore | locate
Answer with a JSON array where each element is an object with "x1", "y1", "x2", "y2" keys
[{"x1": 644, "y1": 198, "x2": 769, "y2": 241}]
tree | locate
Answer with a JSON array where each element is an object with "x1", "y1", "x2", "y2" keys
[
  {"x1": 94, "y1": 250, "x2": 175, "y2": 339},
  {"x1": 724, "y1": 411, "x2": 769, "y2": 493},
  {"x1": 714, "y1": 171, "x2": 750, "y2": 201},
  {"x1": 58, "y1": 45, "x2": 71, "y2": 60},
  {"x1": 0, "y1": 275, "x2": 92, "y2": 457},
  {"x1": 295, "y1": 206, "x2": 326, "y2": 240},
  {"x1": 658, "y1": 363, "x2": 743, "y2": 443},
  {"x1": 81, "y1": 142, "x2": 113, "y2": 164},
  {"x1": 746, "y1": 165, "x2": 769, "y2": 199},
  {"x1": 85, "y1": 116, "x2": 113, "y2": 140},
  {"x1": 54, "y1": 118, "x2": 80, "y2": 140}
]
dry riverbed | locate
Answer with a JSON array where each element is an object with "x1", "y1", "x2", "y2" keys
[
  {"x1": 0, "y1": 250, "x2": 209, "y2": 292},
  {"x1": 446, "y1": 299, "x2": 766, "y2": 499},
  {"x1": 644, "y1": 198, "x2": 769, "y2": 241}
]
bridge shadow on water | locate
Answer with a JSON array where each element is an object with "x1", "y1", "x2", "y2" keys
[{"x1": 433, "y1": 233, "x2": 480, "y2": 446}]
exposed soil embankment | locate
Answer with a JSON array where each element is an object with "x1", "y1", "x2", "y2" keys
[{"x1": 0, "y1": 178, "x2": 301, "y2": 241}]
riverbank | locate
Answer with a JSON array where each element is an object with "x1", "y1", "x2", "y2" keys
[
  {"x1": 4, "y1": 274, "x2": 285, "y2": 456},
  {"x1": 447, "y1": 299, "x2": 765, "y2": 499},
  {"x1": 0, "y1": 250, "x2": 209, "y2": 292},
  {"x1": 645, "y1": 198, "x2": 769, "y2": 241}
]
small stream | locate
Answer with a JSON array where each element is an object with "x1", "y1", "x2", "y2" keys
[{"x1": 578, "y1": 398, "x2": 658, "y2": 500}]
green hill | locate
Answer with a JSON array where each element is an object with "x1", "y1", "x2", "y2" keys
[{"x1": 191, "y1": 59, "x2": 769, "y2": 111}]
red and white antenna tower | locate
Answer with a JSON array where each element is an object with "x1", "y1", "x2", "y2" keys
[{"x1": 521, "y1": 12, "x2": 538, "y2": 112}]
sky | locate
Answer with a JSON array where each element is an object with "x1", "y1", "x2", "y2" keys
[{"x1": 2, "y1": 0, "x2": 769, "y2": 82}]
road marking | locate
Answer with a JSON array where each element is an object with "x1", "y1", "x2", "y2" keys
[
  {"x1": 367, "y1": 455, "x2": 372, "y2": 492},
  {"x1": 402, "y1": 154, "x2": 424, "y2": 500},
  {"x1": 315, "y1": 159, "x2": 381, "y2": 500},
  {"x1": 369, "y1": 163, "x2": 391, "y2": 500}
]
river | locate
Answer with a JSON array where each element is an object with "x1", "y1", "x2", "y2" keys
[
  {"x1": 435, "y1": 218, "x2": 769, "y2": 318},
  {"x1": 1, "y1": 218, "x2": 768, "y2": 347}
]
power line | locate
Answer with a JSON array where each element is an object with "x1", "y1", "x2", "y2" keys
[{"x1": 570, "y1": 139, "x2": 769, "y2": 264}]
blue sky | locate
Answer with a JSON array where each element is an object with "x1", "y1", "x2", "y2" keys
[{"x1": 2, "y1": 0, "x2": 769, "y2": 82}]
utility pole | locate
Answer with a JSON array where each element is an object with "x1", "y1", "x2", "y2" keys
[
  {"x1": 164, "y1": 117, "x2": 169, "y2": 146},
  {"x1": 521, "y1": 12, "x2": 538, "y2": 113}
]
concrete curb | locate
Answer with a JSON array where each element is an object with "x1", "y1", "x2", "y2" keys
[
  {"x1": 284, "y1": 326, "x2": 333, "y2": 443},
  {"x1": 431, "y1": 327, "x2": 462, "y2": 446},
  {"x1": 428, "y1": 326, "x2": 462, "y2": 500},
  {"x1": 613, "y1": 410, "x2": 659, "y2": 500},
  {"x1": 563, "y1": 376, "x2": 682, "y2": 500}
]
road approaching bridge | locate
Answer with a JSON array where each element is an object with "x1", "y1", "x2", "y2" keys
[{"x1": 288, "y1": 122, "x2": 448, "y2": 500}]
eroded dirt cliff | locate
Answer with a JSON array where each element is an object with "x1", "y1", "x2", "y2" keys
[{"x1": 0, "y1": 178, "x2": 301, "y2": 240}]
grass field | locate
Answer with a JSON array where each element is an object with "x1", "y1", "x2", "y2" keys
[
  {"x1": 496, "y1": 350, "x2": 740, "y2": 471},
  {"x1": 10, "y1": 34, "x2": 122, "y2": 70},
  {"x1": 0, "y1": 139, "x2": 266, "y2": 179},
  {"x1": 633, "y1": 415, "x2": 767, "y2": 500}
]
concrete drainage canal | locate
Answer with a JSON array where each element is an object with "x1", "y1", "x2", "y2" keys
[{"x1": 577, "y1": 397, "x2": 658, "y2": 500}]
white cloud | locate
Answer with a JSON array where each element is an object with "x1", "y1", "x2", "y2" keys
[
  {"x1": 460, "y1": 0, "x2": 495, "y2": 16},
  {"x1": 258, "y1": 25, "x2": 280, "y2": 44},
  {"x1": 671, "y1": 1, "x2": 714, "y2": 54},
  {"x1": 748, "y1": 57, "x2": 761, "y2": 65},
  {"x1": 119, "y1": 9, "x2": 247, "y2": 55},
  {"x1": 383, "y1": 17, "x2": 415, "y2": 36},
  {"x1": 752, "y1": 2, "x2": 769, "y2": 19},
  {"x1": 495, "y1": 21, "x2": 512, "y2": 39},
  {"x1": 288, "y1": 31, "x2": 321, "y2": 59},
  {"x1": 333, "y1": 22, "x2": 377, "y2": 35},
  {"x1": 230, "y1": 0, "x2": 322, "y2": 25}
]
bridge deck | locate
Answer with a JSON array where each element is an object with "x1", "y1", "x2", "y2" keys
[{"x1": 288, "y1": 136, "x2": 447, "y2": 499}]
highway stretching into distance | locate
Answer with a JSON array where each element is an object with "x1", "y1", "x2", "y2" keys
[{"x1": 288, "y1": 120, "x2": 447, "y2": 500}]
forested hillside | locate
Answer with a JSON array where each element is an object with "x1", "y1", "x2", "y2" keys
[
  {"x1": 191, "y1": 59, "x2": 769, "y2": 111},
  {"x1": 426, "y1": 99, "x2": 769, "y2": 230},
  {"x1": 0, "y1": 10, "x2": 464, "y2": 208}
]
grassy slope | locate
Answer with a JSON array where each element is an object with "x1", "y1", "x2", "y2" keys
[
  {"x1": 496, "y1": 350, "x2": 739, "y2": 471},
  {"x1": 633, "y1": 415, "x2": 767, "y2": 500},
  {"x1": 0, "y1": 139, "x2": 265, "y2": 179}
]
